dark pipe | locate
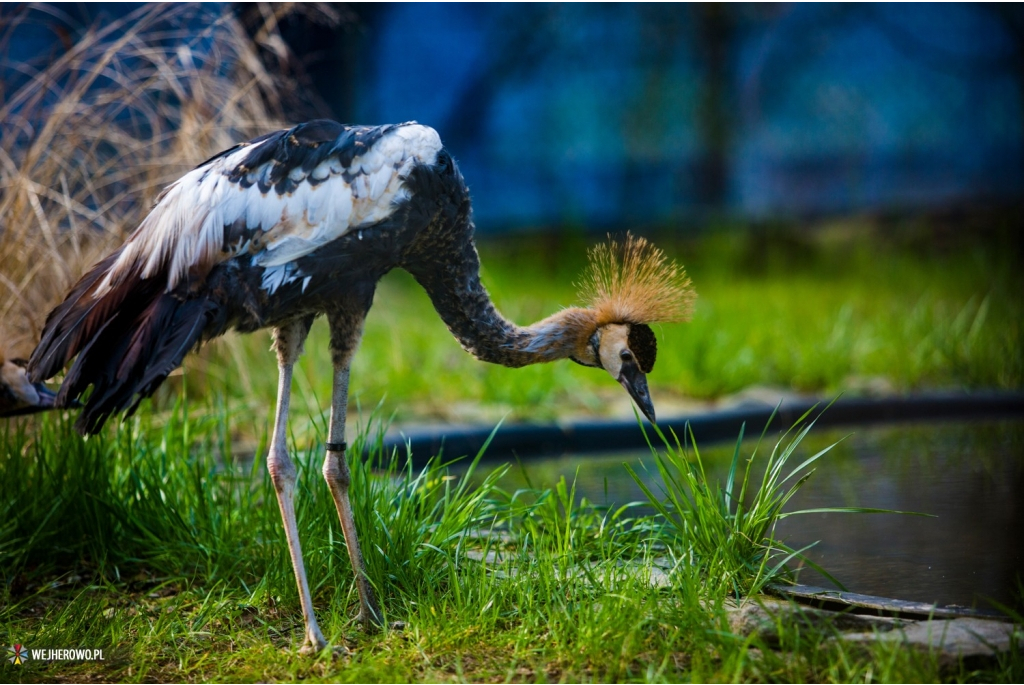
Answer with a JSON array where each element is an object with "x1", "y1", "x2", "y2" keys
[{"x1": 370, "y1": 391, "x2": 1024, "y2": 467}]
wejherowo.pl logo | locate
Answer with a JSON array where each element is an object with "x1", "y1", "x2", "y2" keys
[{"x1": 8, "y1": 644, "x2": 104, "y2": 665}]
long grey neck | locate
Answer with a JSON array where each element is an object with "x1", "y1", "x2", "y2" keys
[{"x1": 403, "y1": 229, "x2": 590, "y2": 368}]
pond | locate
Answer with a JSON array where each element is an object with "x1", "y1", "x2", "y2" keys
[{"x1": 488, "y1": 419, "x2": 1024, "y2": 612}]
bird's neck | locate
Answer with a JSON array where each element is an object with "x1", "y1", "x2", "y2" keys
[{"x1": 405, "y1": 235, "x2": 597, "y2": 368}]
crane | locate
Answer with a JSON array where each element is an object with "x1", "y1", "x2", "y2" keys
[
  {"x1": 1, "y1": 352, "x2": 57, "y2": 417},
  {"x1": 28, "y1": 119, "x2": 693, "y2": 654}
]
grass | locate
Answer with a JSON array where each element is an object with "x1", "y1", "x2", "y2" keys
[
  {"x1": 2, "y1": 402, "x2": 1020, "y2": 682},
  {"x1": 625, "y1": 403, "x2": 931, "y2": 599}
]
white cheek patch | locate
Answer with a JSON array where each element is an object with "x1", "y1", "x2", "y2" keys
[{"x1": 598, "y1": 324, "x2": 631, "y2": 379}]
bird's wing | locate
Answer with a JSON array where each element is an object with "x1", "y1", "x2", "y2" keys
[{"x1": 96, "y1": 120, "x2": 442, "y2": 295}]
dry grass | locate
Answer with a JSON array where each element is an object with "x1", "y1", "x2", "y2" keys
[{"x1": 0, "y1": 3, "x2": 329, "y2": 358}]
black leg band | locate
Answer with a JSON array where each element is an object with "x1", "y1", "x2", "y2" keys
[{"x1": 325, "y1": 441, "x2": 348, "y2": 453}]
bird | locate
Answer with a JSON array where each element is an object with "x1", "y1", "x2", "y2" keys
[
  {"x1": 0, "y1": 352, "x2": 57, "y2": 417},
  {"x1": 28, "y1": 119, "x2": 694, "y2": 654}
]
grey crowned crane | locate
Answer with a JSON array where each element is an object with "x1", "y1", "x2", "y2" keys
[
  {"x1": 1, "y1": 353, "x2": 57, "y2": 417},
  {"x1": 28, "y1": 119, "x2": 694, "y2": 654}
]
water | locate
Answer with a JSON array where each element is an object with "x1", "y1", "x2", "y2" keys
[{"x1": 490, "y1": 419, "x2": 1024, "y2": 611}]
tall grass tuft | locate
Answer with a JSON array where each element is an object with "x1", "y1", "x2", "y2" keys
[{"x1": 626, "y1": 403, "x2": 924, "y2": 598}]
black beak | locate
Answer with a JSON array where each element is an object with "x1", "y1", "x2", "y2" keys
[{"x1": 617, "y1": 358, "x2": 656, "y2": 423}]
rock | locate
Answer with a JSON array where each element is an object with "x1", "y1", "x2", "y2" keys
[
  {"x1": 839, "y1": 617, "x2": 1022, "y2": 666},
  {"x1": 727, "y1": 597, "x2": 904, "y2": 645}
]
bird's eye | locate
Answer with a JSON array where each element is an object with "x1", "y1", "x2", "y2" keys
[{"x1": 620, "y1": 350, "x2": 633, "y2": 362}]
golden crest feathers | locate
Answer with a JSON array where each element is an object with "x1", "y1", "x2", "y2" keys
[{"x1": 577, "y1": 233, "x2": 695, "y2": 326}]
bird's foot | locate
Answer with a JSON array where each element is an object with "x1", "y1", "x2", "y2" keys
[
  {"x1": 298, "y1": 642, "x2": 350, "y2": 659},
  {"x1": 298, "y1": 628, "x2": 330, "y2": 656},
  {"x1": 356, "y1": 605, "x2": 400, "y2": 632}
]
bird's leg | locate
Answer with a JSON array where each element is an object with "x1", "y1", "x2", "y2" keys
[
  {"x1": 267, "y1": 318, "x2": 327, "y2": 655},
  {"x1": 322, "y1": 361, "x2": 383, "y2": 628}
]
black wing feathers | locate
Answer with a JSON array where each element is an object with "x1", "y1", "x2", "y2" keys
[
  {"x1": 227, "y1": 120, "x2": 403, "y2": 194},
  {"x1": 61, "y1": 285, "x2": 224, "y2": 435},
  {"x1": 28, "y1": 249, "x2": 127, "y2": 384},
  {"x1": 122, "y1": 298, "x2": 225, "y2": 418},
  {"x1": 28, "y1": 253, "x2": 229, "y2": 434}
]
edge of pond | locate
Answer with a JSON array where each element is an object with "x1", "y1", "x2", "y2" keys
[
  {"x1": 373, "y1": 390, "x2": 1024, "y2": 467},
  {"x1": 765, "y1": 583, "x2": 1011, "y2": 621}
]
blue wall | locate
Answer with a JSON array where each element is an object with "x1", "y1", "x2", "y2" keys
[{"x1": 353, "y1": 4, "x2": 1022, "y2": 228}]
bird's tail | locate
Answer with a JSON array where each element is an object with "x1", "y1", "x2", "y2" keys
[{"x1": 28, "y1": 252, "x2": 226, "y2": 434}]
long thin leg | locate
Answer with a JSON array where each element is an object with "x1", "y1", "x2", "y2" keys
[
  {"x1": 321, "y1": 312, "x2": 383, "y2": 627},
  {"x1": 267, "y1": 319, "x2": 327, "y2": 654},
  {"x1": 322, "y1": 361, "x2": 383, "y2": 627}
]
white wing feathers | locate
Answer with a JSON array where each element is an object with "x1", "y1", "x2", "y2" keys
[{"x1": 95, "y1": 123, "x2": 442, "y2": 296}]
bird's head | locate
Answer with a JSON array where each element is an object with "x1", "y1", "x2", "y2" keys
[{"x1": 568, "y1": 234, "x2": 695, "y2": 423}]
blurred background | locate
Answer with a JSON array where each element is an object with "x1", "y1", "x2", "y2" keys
[
  {"x1": 8, "y1": 3, "x2": 1023, "y2": 229},
  {"x1": 338, "y1": 3, "x2": 1024, "y2": 229},
  {"x1": 2, "y1": 3, "x2": 1022, "y2": 436}
]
